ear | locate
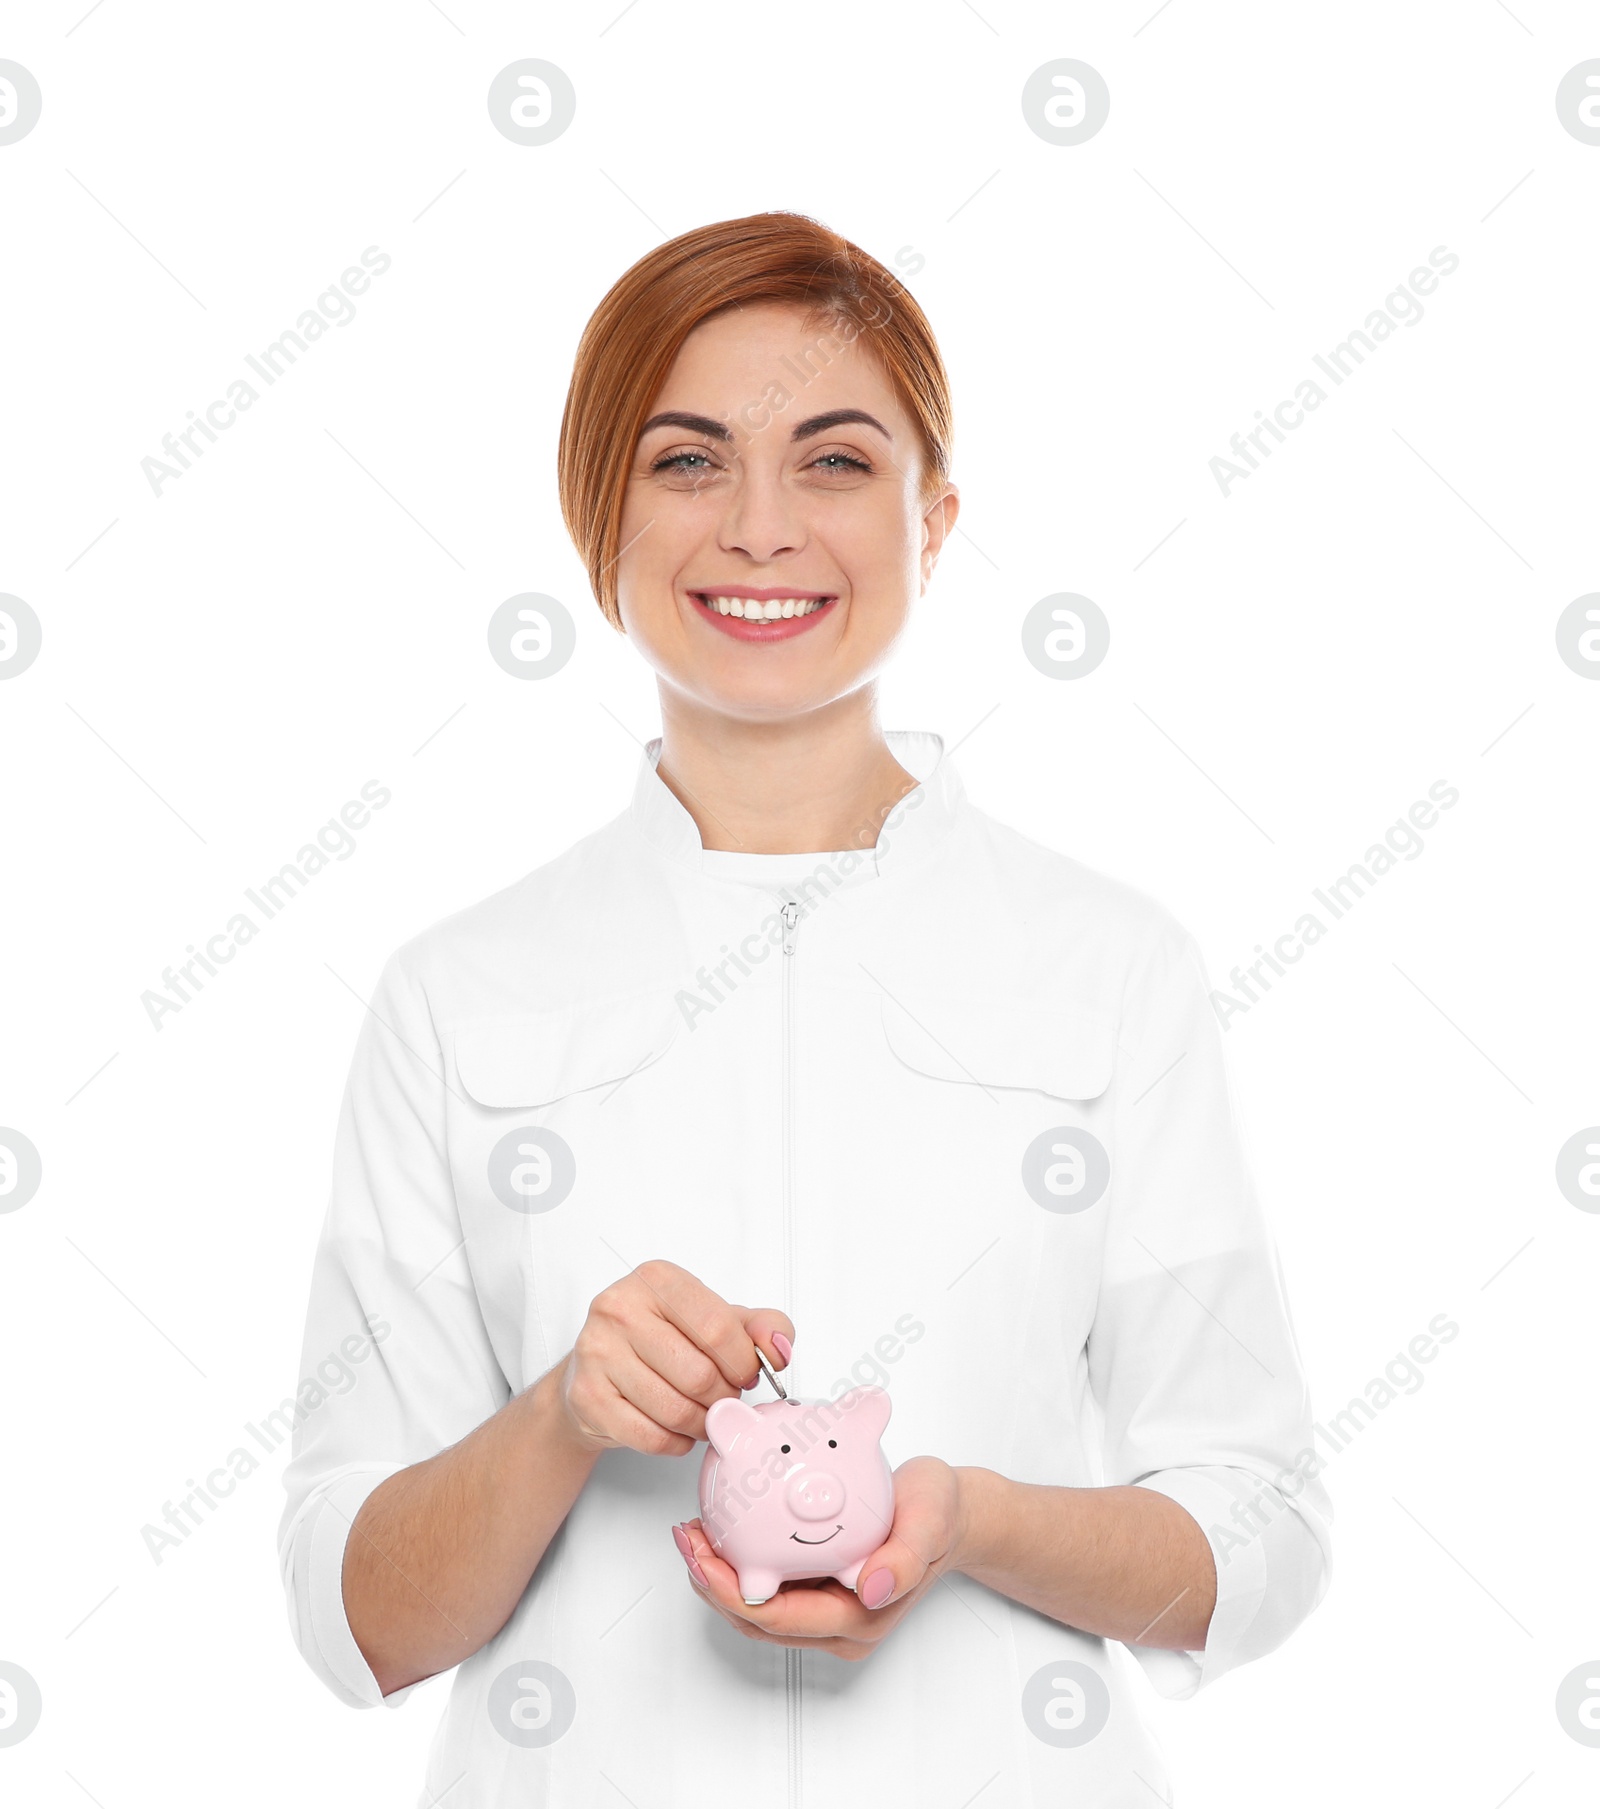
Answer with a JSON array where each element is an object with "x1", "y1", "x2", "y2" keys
[
  {"x1": 705, "y1": 1396, "x2": 765, "y2": 1458},
  {"x1": 835, "y1": 1384, "x2": 892, "y2": 1442}
]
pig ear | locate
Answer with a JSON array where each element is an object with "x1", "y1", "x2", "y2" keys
[
  {"x1": 836, "y1": 1384, "x2": 891, "y2": 1441},
  {"x1": 705, "y1": 1396, "x2": 764, "y2": 1457}
]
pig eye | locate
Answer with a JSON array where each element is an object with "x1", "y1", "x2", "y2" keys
[
  {"x1": 780, "y1": 1443, "x2": 791, "y2": 1453},
  {"x1": 828, "y1": 1439, "x2": 837, "y2": 1447}
]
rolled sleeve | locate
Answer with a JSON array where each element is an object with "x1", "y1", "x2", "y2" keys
[
  {"x1": 280, "y1": 1462, "x2": 415, "y2": 1708},
  {"x1": 1089, "y1": 921, "x2": 1333, "y2": 1697},
  {"x1": 276, "y1": 945, "x2": 511, "y2": 1707}
]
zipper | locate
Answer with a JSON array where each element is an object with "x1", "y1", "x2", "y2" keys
[
  {"x1": 779, "y1": 897, "x2": 801, "y2": 1809},
  {"x1": 781, "y1": 897, "x2": 799, "y2": 1302}
]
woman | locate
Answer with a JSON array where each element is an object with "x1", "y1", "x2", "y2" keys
[{"x1": 278, "y1": 212, "x2": 1332, "y2": 1807}]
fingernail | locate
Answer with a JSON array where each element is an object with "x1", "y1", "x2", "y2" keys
[
  {"x1": 859, "y1": 1567, "x2": 894, "y2": 1609},
  {"x1": 771, "y1": 1331, "x2": 792, "y2": 1365},
  {"x1": 671, "y1": 1523, "x2": 708, "y2": 1587}
]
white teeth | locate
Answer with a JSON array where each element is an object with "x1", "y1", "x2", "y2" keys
[{"x1": 701, "y1": 594, "x2": 831, "y2": 619}]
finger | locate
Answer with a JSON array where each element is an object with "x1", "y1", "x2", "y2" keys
[
  {"x1": 695, "y1": 1590, "x2": 861, "y2": 1653},
  {"x1": 708, "y1": 1612, "x2": 867, "y2": 1657},
  {"x1": 690, "y1": 1576, "x2": 862, "y2": 1652},
  {"x1": 856, "y1": 1561, "x2": 898, "y2": 1610},
  {"x1": 672, "y1": 1526, "x2": 877, "y2": 1654},
  {"x1": 579, "y1": 1381, "x2": 698, "y2": 1456},
  {"x1": 670, "y1": 1523, "x2": 710, "y2": 1588},
  {"x1": 674, "y1": 1520, "x2": 760, "y2": 1618},
  {"x1": 632, "y1": 1260, "x2": 769, "y2": 1393},
  {"x1": 677, "y1": 1521, "x2": 873, "y2": 1641},
  {"x1": 674, "y1": 1520, "x2": 795, "y2": 1626},
  {"x1": 853, "y1": 1480, "x2": 945, "y2": 1611},
  {"x1": 731, "y1": 1307, "x2": 796, "y2": 1373},
  {"x1": 627, "y1": 1315, "x2": 752, "y2": 1411},
  {"x1": 600, "y1": 1351, "x2": 707, "y2": 1449}
]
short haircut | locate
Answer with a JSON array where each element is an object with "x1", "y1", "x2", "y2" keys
[{"x1": 558, "y1": 210, "x2": 954, "y2": 629}]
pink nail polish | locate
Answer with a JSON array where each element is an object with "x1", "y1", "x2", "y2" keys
[
  {"x1": 772, "y1": 1331, "x2": 792, "y2": 1364},
  {"x1": 672, "y1": 1523, "x2": 709, "y2": 1587},
  {"x1": 859, "y1": 1567, "x2": 894, "y2": 1609}
]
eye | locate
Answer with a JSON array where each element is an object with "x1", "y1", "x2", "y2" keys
[
  {"x1": 650, "y1": 449, "x2": 715, "y2": 472},
  {"x1": 807, "y1": 450, "x2": 871, "y2": 474},
  {"x1": 780, "y1": 1444, "x2": 791, "y2": 1453},
  {"x1": 827, "y1": 1438, "x2": 837, "y2": 1447}
]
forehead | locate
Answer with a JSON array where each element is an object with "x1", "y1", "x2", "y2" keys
[{"x1": 651, "y1": 301, "x2": 903, "y2": 420}]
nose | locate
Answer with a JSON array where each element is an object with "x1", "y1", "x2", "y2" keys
[
  {"x1": 718, "y1": 468, "x2": 804, "y2": 565},
  {"x1": 786, "y1": 1468, "x2": 846, "y2": 1521}
]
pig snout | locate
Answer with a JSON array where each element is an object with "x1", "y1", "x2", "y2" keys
[{"x1": 786, "y1": 1467, "x2": 845, "y2": 1520}]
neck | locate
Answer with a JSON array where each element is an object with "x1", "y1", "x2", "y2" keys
[{"x1": 652, "y1": 690, "x2": 919, "y2": 855}]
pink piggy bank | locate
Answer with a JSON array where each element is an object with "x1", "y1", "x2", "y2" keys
[{"x1": 697, "y1": 1385, "x2": 894, "y2": 1605}]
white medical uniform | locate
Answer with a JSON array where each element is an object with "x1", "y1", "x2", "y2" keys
[{"x1": 279, "y1": 729, "x2": 1332, "y2": 1807}]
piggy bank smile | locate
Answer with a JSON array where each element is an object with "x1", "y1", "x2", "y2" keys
[
  {"x1": 790, "y1": 1525, "x2": 843, "y2": 1545},
  {"x1": 695, "y1": 1385, "x2": 895, "y2": 1605}
]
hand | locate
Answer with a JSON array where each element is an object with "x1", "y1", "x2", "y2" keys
[
  {"x1": 671, "y1": 1456, "x2": 965, "y2": 1660},
  {"x1": 551, "y1": 1259, "x2": 793, "y2": 1459}
]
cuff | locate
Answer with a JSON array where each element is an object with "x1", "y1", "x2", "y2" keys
[
  {"x1": 1126, "y1": 1467, "x2": 1270, "y2": 1700},
  {"x1": 282, "y1": 1463, "x2": 418, "y2": 1710}
]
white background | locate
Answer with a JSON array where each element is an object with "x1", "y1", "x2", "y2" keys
[{"x1": 2, "y1": 1, "x2": 1597, "y2": 1802}]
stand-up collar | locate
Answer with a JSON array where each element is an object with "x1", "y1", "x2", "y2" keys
[{"x1": 626, "y1": 729, "x2": 966, "y2": 888}]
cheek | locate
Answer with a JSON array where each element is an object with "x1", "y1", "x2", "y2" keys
[
  {"x1": 614, "y1": 556, "x2": 668, "y2": 642},
  {"x1": 620, "y1": 482, "x2": 718, "y2": 566},
  {"x1": 835, "y1": 497, "x2": 922, "y2": 584}
]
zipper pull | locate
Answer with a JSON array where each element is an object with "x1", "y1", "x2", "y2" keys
[{"x1": 780, "y1": 899, "x2": 800, "y2": 955}]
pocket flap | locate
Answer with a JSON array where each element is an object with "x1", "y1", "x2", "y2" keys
[
  {"x1": 878, "y1": 986, "x2": 1119, "y2": 1101},
  {"x1": 453, "y1": 992, "x2": 681, "y2": 1108}
]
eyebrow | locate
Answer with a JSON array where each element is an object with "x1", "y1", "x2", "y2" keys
[{"x1": 636, "y1": 407, "x2": 894, "y2": 445}]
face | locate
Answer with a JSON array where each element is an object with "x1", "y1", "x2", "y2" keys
[{"x1": 614, "y1": 302, "x2": 958, "y2": 724}]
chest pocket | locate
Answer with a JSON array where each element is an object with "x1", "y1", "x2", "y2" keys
[
  {"x1": 877, "y1": 985, "x2": 1120, "y2": 1101},
  {"x1": 452, "y1": 990, "x2": 682, "y2": 1108}
]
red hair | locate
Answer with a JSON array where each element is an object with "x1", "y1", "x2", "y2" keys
[{"x1": 557, "y1": 211, "x2": 953, "y2": 630}]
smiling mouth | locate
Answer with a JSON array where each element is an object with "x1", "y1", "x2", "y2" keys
[
  {"x1": 789, "y1": 1525, "x2": 843, "y2": 1545},
  {"x1": 692, "y1": 591, "x2": 837, "y2": 621}
]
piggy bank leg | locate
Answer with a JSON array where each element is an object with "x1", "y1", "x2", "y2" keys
[
  {"x1": 834, "y1": 1558, "x2": 866, "y2": 1591},
  {"x1": 738, "y1": 1567, "x2": 783, "y2": 1606}
]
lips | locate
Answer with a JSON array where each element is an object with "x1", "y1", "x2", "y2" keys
[
  {"x1": 789, "y1": 1525, "x2": 843, "y2": 1545},
  {"x1": 689, "y1": 589, "x2": 838, "y2": 643}
]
